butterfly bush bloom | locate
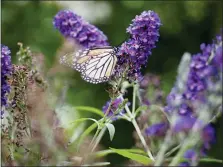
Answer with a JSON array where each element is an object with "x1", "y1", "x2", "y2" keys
[
  {"x1": 53, "y1": 10, "x2": 109, "y2": 48},
  {"x1": 142, "y1": 33, "x2": 221, "y2": 166},
  {"x1": 156, "y1": 33, "x2": 221, "y2": 166},
  {"x1": 145, "y1": 122, "x2": 168, "y2": 137},
  {"x1": 1, "y1": 45, "x2": 12, "y2": 117},
  {"x1": 171, "y1": 34, "x2": 222, "y2": 129},
  {"x1": 116, "y1": 11, "x2": 161, "y2": 81}
]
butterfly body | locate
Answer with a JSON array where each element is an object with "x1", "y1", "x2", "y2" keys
[{"x1": 60, "y1": 46, "x2": 118, "y2": 84}]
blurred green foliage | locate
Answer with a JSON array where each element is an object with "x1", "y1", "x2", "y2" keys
[
  {"x1": 1, "y1": 1, "x2": 63, "y2": 67},
  {"x1": 1, "y1": 1, "x2": 222, "y2": 165}
]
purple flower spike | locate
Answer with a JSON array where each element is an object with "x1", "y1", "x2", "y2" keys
[
  {"x1": 145, "y1": 123, "x2": 168, "y2": 137},
  {"x1": 116, "y1": 10, "x2": 161, "y2": 81},
  {"x1": 1, "y1": 44, "x2": 12, "y2": 117},
  {"x1": 127, "y1": 11, "x2": 161, "y2": 45},
  {"x1": 53, "y1": 10, "x2": 109, "y2": 48}
]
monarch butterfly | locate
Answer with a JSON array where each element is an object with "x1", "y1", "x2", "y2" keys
[{"x1": 60, "y1": 46, "x2": 118, "y2": 84}]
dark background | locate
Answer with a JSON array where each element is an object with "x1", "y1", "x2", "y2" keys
[{"x1": 1, "y1": 1, "x2": 222, "y2": 165}]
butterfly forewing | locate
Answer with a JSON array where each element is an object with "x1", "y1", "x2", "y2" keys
[{"x1": 61, "y1": 46, "x2": 117, "y2": 84}]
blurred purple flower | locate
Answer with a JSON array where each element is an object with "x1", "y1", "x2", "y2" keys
[
  {"x1": 1, "y1": 44, "x2": 12, "y2": 117},
  {"x1": 163, "y1": 32, "x2": 222, "y2": 165},
  {"x1": 116, "y1": 10, "x2": 161, "y2": 81},
  {"x1": 178, "y1": 149, "x2": 197, "y2": 167},
  {"x1": 173, "y1": 116, "x2": 197, "y2": 133},
  {"x1": 138, "y1": 73, "x2": 164, "y2": 106},
  {"x1": 179, "y1": 162, "x2": 190, "y2": 167},
  {"x1": 102, "y1": 98, "x2": 126, "y2": 120},
  {"x1": 184, "y1": 149, "x2": 197, "y2": 160},
  {"x1": 145, "y1": 122, "x2": 168, "y2": 137},
  {"x1": 166, "y1": 32, "x2": 222, "y2": 115},
  {"x1": 53, "y1": 10, "x2": 109, "y2": 48},
  {"x1": 202, "y1": 125, "x2": 216, "y2": 149}
]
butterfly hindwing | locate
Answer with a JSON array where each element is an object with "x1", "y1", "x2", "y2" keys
[{"x1": 60, "y1": 49, "x2": 90, "y2": 72}]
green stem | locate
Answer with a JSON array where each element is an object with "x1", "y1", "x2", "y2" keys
[
  {"x1": 168, "y1": 140, "x2": 192, "y2": 166},
  {"x1": 154, "y1": 130, "x2": 173, "y2": 166},
  {"x1": 123, "y1": 97, "x2": 154, "y2": 161},
  {"x1": 91, "y1": 127, "x2": 107, "y2": 153},
  {"x1": 132, "y1": 84, "x2": 137, "y2": 114},
  {"x1": 132, "y1": 118, "x2": 154, "y2": 161},
  {"x1": 89, "y1": 128, "x2": 100, "y2": 151},
  {"x1": 168, "y1": 118, "x2": 204, "y2": 166},
  {"x1": 165, "y1": 144, "x2": 181, "y2": 158}
]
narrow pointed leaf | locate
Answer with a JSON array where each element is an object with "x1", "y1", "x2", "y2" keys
[
  {"x1": 75, "y1": 106, "x2": 104, "y2": 117},
  {"x1": 93, "y1": 148, "x2": 147, "y2": 158},
  {"x1": 109, "y1": 147, "x2": 153, "y2": 165},
  {"x1": 70, "y1": 118, "x2": 100, "y2": 128}
]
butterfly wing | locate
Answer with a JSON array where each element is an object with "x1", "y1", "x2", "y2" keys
[
  {"x1": 60, "y1": 46, "x2": 117, "y2": 84},
  {"x1": 60, "y1": 49, "x2": 91, "y2": 72},
  {"x1": 82, "y1": 49, "x2": 117, "y2": 83}
]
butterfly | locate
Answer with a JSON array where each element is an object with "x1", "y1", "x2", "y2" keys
[{"x1": 60, "y1": 46, "x2": 118, "y2": 84}]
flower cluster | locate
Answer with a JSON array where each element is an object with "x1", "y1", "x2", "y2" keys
[
  {"x1": 1, "y1": 45, "x2": 12, "y2": 117},
  {"x1": 116, "y1": 11, "x2": 161, "y2": 81},
  {"x1": 53, "y1": 10, "x2": 161, "y2": 83},
  {"x1": 53, "y1": 10, "x2": 109, "y2": 48},
  {"x1": 170, "y1": 34, "x2": 222, "y2": 131}
]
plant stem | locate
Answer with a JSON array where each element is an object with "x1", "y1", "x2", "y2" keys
[
  {"x1": 89, "y1": 128, "x2": 100, "y2": 151},
  {"x1": 154, "y1": 130, "x2": 173, "y2": 166},
  {"x1": 123, "y1": 97, "x2": 154, "y2": 161},
  {"x1": 91, "y1": 127, "x2": 107, "y2": 153},
  {"x1": 168, "y1": 113, "x2": 207, "y2": 166},
  {"x1": 132, "y1": 84, "x2": 137, "y2": 114},
  {"x1": 165, "y1": 144, "x2": 181, "y2": 158},
  {"x1": 132, "y1": 118, "x2": 155, "y2": 161}
]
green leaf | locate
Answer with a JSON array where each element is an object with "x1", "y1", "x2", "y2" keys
[
  {"x1": 125, "y1": 148, "x2": 147, "y2": 155},
  {"x1": 105, "y1": 123, "x2": 115, "y2": 141},
  {"x1": 94, "y1": 150, "x2": 114, "y2": 158},
  {"x1": 75, "y1": 106, "x2": 104, "y2": 117},
  {"x1": 200, "y1": 158, "x2": 223, "y2": 163},
  {"x1": 94, "y1": 148, "x2": 147, "y2": 158},
  {"x1": 135, "y1": 105, "x2": 148, "y2": 116},
  {"x1": 109, "y1": 147, "x2": 153, "y2": 165},
  {"x1": 70, "y1": 118, "x2": 100, "y2": 128}
]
